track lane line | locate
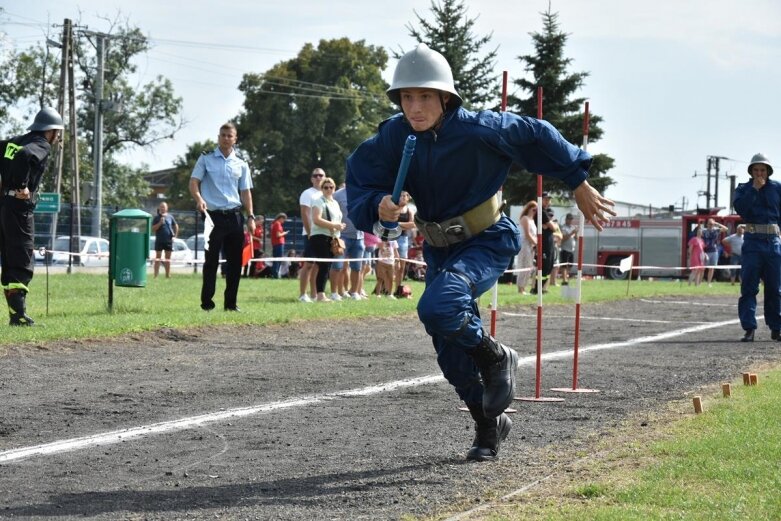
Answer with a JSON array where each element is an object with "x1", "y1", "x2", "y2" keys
[{"x1": 502, "y1": 311, "x2": 711, "y2": 325}]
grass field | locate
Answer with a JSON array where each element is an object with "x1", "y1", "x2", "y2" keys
[
  {"x1": 482, "y1": 366, "x2": 781, "y2": 521},
  {"x1": 7, "y1": 271, "x2": 739, "y2": 345}
]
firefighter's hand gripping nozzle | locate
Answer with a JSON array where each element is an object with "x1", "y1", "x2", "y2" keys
[{"x1": 373, "y1": 135, "x2": 416, "y2": 242}]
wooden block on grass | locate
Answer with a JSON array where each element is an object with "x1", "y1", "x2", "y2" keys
[
  {"x1": 693, "y1": 396, "x2": 703, "y2": 414},
  {"x1": 750, "y1": 374, "x2": 758, "y2": 386},
  {"x1": 743, "y1": 373, "x2": 751, "y2": 386},
  {"x1": 722, "y1": 383, "x2": 731, "y2": 397}
]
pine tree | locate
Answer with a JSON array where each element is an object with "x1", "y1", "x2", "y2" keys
[
  {"x1": 400, "y1": 0, "x2": 500, "y2": 109},
  {"x1": 504, "y1": 7, "x2": 614, "y2": 206}
]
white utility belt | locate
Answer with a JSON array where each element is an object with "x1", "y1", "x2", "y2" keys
[{"x1": 744, "y1": 223, "x2": 780, "y2": 236}]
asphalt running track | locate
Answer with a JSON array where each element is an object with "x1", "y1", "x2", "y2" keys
[{"x1": 1, "y1": 294, "x2": 778, "y2": 520}]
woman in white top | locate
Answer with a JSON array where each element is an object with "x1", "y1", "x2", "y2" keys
[
  {"x1": 310, "y1": 177, "x2": 346, "y2": 301},
  {"x1": 516, "y1": 200, "x2": 538, "y2": 294}
]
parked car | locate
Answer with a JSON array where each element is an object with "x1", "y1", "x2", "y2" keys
[
  {"x1": 149, "y1": 237, "x2": 194, "y2": 266},
  {"x1": 185, "y1": 233, "x2": 207, "y2": 258},
  {"x1": 36, "y1": 236, "x2": 110, "y2": 267}
]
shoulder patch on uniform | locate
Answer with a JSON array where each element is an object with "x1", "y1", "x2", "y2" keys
[{"x1": 3, "y1": 142, "x2": 22, "y2": 160}]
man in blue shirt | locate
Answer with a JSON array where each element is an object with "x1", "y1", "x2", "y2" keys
[
  {"x1": 189, "y1": 122, "x2": 255, "y2": 311},
  {"x1": 151, "y1": 202, "x2": 179, "y2": 279},
  {"x1": 347, "y1": 44, "x2": 614, "y2": 461},
  {"x1": 733, "y1": 153, "x2": 781, "y2": 342}
]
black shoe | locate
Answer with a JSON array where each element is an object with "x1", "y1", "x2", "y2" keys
[
  {"x1": 6, "y1": 289, "x2": 34, "y2": 326},
  {"x1": 465, "y1": 404, "x2": 512, "y2": 462},
  {"x1": 201, "y1": 301, "x2": 216, "y2": 311},
  {"x1": 469, "y1": 335, "x2": 519, "y2": 418},
  {"x1": 772, "y1": 330, "x2": 781, "y2": 341},
  {"x1": 741, "y1": 329, "x2": 755, "y2": 342},
  {"x1": 224, "y1": 306, "x2": 241, "y2": 312},
  {"x1": 9, "y1": 312, "x2": 34, "y2": 326}
]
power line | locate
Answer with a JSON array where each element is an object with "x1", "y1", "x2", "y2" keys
[
  {"x1": 247, "y1": 88, "x2": 380, "y2": 102},
  {"x1": 148, "y1": 36, "x2": 293, "y2": 56}
]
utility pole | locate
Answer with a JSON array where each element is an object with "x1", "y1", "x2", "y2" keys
[
  {"x1": 705, "y1": 157, "x2": 713, "y2": 208},
  {"x1": 713, "y1": 156, "x2": 721, "y2": 208},
  {"x1": 67, "y1": 25, "x2": 81, "y2": 273},
  {"x1": 50, "y1": 18, "x2": 70, "y2": 246},
  {"x1": 91, "y1": 33, "x2": 106, "y2": 238},
  {"x1": 728, "y1": 174, "x2": 737, "y2": 214}
]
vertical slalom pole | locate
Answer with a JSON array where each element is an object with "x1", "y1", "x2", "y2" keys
[
  {"x1": 552, "y1": 101, "x2": 599, "y2": 394},
  {"x1": 517, "y1": 86, "x2": 564, "y2": 403},
  {"x1": 489, "y1": 71, "x2": 508, "y2": 338}
]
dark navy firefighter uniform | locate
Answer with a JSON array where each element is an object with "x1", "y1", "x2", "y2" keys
[
  {"x1": 733, "y1": 174, "x2": 781, "y2": 335},
  {"x1": 0, "y1": 133, "x2": 53, "y2": 323},
  {"x1": 347, "y1": 107, "x2": 592, "y2": 408}
]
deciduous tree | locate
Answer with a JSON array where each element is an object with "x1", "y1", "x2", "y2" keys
[
  {"x1": 236, "y1": 38, "x2": 391, "y2": 215},
  {"x1": 0, "y1": 13, "x2": 184, "y2": 208}
]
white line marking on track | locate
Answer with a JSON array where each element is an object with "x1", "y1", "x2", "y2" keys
[
  {"x1": 501, "y1": 312, "x2": 709, "y2": 325},
  {"x1": 0, "y1": 318, "x2": 739, "y2": 465},
  {"x1": 639, "y1": 298, "x2": 737, "y2": 307}
]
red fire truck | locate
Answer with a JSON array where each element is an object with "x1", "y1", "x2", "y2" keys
[{"x1": 580, "y1": 210, "x2": 743, "y2": 280}]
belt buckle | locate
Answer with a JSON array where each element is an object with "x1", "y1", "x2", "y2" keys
[
  {"x1": 422, "y1": 221, "x2": 448, "y2": 248},
  {"x1": 444, "y1": 215, "x2": 469, "y2": 242}
]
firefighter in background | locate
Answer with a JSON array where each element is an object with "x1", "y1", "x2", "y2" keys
[
  {"x1": 733, "y1": 153, "x2": 781, "y2": 342},
  {"x1": 0, "y1": 107, "x2": 63, "y2": 326},
  {"x1": 346, "y1": 44, "x2": 615, "y2": 461}
]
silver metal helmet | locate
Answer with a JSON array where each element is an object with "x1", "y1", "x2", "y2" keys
[
  {"x1": 748, "y1": 152, "x2": 773, "y2": 176},
  {"x1": 27, "y1": 107, "x2": 64, "y2": 132},
  {"x1": 386, "y1": 43, "x2": 462, "y2": 109}
]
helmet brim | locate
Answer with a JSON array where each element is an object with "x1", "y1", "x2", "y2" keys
[
  {"x1": 748, "y1": 162, "x2": 773, "y2": 177},
  {"x1": 386, "y1": 84, "x2": 463, "y2": 108}
]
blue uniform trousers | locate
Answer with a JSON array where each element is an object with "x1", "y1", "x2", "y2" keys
[
  {"x1": 417, "y1": 217, "x2": 520, "y2": 405},
  {"x1": 739, "y1": 235, "x2": 781, "y2": 331}
]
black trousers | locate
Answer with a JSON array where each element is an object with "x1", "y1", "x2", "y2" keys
[
  {"x1": 541, "y1": 231, "x2": 554, "y2": 280},
  {"x1": 202, "y1": 212, "x2": 245, "y2": 309},
  {"x1": 309, "y1": 234, "x2": 334, "y2": 293},
  {"x1": 0, "y1": 198, "x2": 35, "y2": 291}
]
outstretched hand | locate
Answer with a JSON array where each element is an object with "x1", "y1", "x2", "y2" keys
[{"x1": 573, "y1": 181, "x2": 616, "y2": 231}]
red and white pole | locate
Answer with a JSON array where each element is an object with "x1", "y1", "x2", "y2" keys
[
  {"x1": 552, "y1": 101, "x2": 599, "y2": 394},
  {"x1": 517, "y1": 86, "x2": 563, "y2": 403},
  {"x1": 489, "y1": 71, "x2": 509, "y2": 338}
]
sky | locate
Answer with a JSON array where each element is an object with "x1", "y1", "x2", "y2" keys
[{"x1": 2, "y1": 0, "x2": 780, "y2": 212}]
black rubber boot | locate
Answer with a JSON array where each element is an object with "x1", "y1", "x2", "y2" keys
[
  {"x1": 468, "y1": 334, "x2": 518, "y2": 418},
  {"x1": 772, "y1": 330, "x2": 781, "y2": 341},
  {"x1": 6, "y1": 289, "x2": 34, "y2": 326},
  {"x1": 742, "y1": 329, "x2": 755, "y2": 342},
  {"x1": 465, "y1": 402, "x2": 512, "y2": 462}
]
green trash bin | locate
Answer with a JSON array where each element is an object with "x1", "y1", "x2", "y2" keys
[{"x1": 110, "y1": 209, "x2": 151, "y2": 288}]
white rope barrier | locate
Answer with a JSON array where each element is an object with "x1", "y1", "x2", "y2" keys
[{"x1": 38, "y1": 246, "x2": 741, "y2": 275}]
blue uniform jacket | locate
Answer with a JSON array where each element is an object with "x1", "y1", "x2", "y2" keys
[
  {"x1": 734, "y1": 179, "x2": 781, "y2": 225},
  {"x1": 346, "y1": 107, "x2": 592, "y2": 233}
]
